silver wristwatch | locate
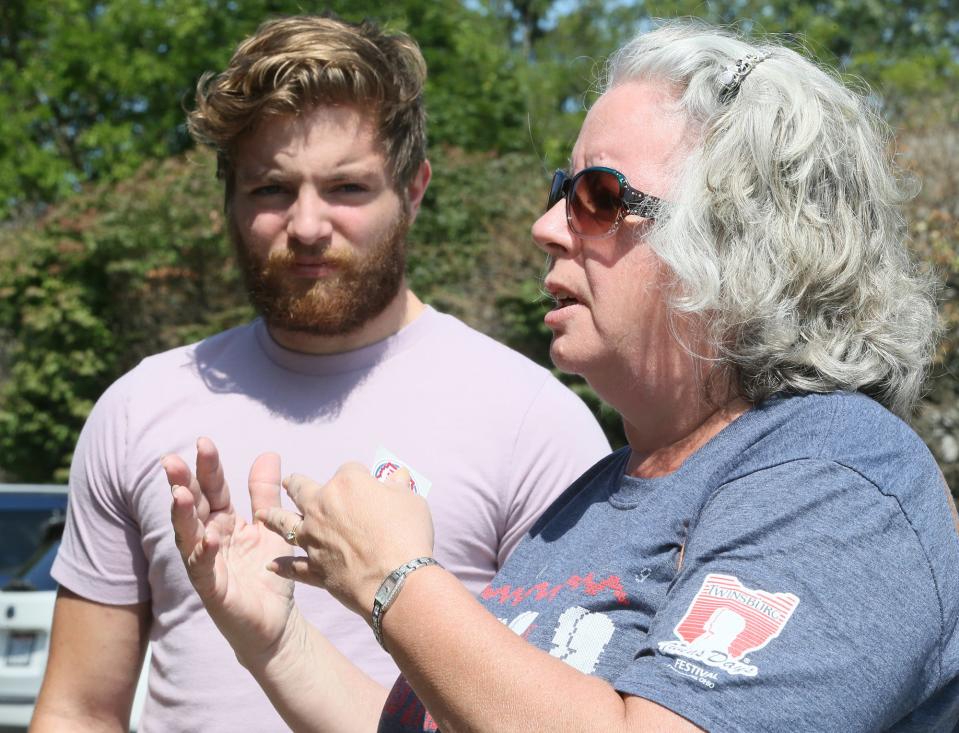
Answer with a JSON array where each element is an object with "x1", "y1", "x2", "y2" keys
[{"x1": 371, "y1": 556, "x2": 441, "y2": 650}]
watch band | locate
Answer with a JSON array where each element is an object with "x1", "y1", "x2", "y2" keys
[{"x1": 371, "y1": 556, "x2": 440, "y2": 651}]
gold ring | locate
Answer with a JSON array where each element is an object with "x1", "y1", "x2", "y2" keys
[{"x1": 284, "y1": 517, "x2": 304, "y2": 546}]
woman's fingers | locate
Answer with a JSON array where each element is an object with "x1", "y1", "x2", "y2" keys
[
  {"x1": 283, "y1": 462, "x2": 371, "y2": 507},
  {"x1": 381, "y1": 466, "x2": 413, "y2": 492},
  {"x1": 248, "y1": 452, "x2": 282, "y2": 516},
  {"x1": 186, "y1": 526, "x2": 222, "y2": 598},
  {"x1": 255, "y1": 506, "x2": 307, "y2": 546},
  {"x1": 282, "y1": 472, "x2": 323, "y2": 509},
  {"x1": 161, "y1": 454, "x2": 193, "y2": 493},
  {"x1": 170, "y1": 483, "x2": 223, "y2": 597},
  {"x1": 260, "y1": 463, "x2": 434, "y2": 612},
  {"x1": 171, "y1": 485, "x2": 204, "y2": 563},
  {"x1": 195, "y1": 437, "x2": 231, "y2": 513},
  {"x1": 267, "y1": 556, "x2": 318, "y2": 584}
]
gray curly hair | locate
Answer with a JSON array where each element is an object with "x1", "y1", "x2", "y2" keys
[{"x1": 603, "y1": 20, "x2": 940, "y2": 418}]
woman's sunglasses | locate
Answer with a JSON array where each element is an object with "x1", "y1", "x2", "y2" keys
[{"x1": 546, "y1": 166, "x2": 663, "y2": 238}]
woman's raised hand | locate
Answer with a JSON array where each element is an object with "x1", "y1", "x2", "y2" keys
[
  {"x1": 163, "y1": 439, "x2": 300, "y2": 669},
  {"x1": 255, "y1": 462, "x2": 435, "y2": 619}
]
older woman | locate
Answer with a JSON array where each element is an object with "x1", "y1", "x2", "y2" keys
[{"x1": 168, "y1": 20, "x2": 958, "y2": 732}]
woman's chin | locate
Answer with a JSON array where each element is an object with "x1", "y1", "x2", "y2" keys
[{"x1": 548, "y1": 340, "x2": 593, "y2": 378}]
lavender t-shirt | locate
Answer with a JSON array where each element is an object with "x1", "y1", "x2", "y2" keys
[{"x1": 53, "y1": 307, "x2": 610, "y2": 732}]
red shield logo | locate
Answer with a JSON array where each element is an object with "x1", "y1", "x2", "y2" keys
[{"x1": 659, "y1": 573, "x2": 800, "y2": 676}]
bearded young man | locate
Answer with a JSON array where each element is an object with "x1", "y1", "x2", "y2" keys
[{"x1": 31, "y1": 15, "x2": 609, "y2": 732}]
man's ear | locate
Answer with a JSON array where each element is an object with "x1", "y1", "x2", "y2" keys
[{"x1": 404, "y1": 160, "x2": 432, "y2": 220}]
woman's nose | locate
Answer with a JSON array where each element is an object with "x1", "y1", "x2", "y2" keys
[{"x1": 531, "y1": 198, "x2": 575, "y2": 258}]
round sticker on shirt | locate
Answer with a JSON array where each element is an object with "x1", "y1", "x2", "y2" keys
[
  {"x1": 371, "y1": 447, "x2": 433, "y2": 497},
  {"x1": 373, "y1": 460, "x2": 418, "y2": 493}
]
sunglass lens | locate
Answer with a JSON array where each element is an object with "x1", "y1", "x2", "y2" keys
[{"x1": 569, "y1": 169, "x2": 622, "y2": 236}]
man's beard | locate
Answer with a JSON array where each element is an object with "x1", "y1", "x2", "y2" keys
[{"x1": 231, "y1": 211, "x2": 411, "y2": 337}]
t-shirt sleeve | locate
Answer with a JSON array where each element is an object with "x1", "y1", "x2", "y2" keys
[
  {"x1": 52, "y1": 377, "x2": 151, "y2": 604},
  {"x1": 613, "y1": 459, "x2": 943, "y2": 731},
  {"x1": 498, "y1": 376, "x2": 610, "y2": 565}
]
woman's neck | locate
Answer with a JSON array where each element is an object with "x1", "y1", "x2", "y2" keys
[{"x1": 624, "y1": 396, "x2": 751, "y2": 479}]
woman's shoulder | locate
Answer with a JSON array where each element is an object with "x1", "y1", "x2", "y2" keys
[{"x1": 716, "y1": 391, "x2": 935, "y2": 488}]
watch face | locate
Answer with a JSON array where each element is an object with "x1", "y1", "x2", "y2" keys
[{"x1": 375, "y1": 559, "x2": 436, "y2": 607}]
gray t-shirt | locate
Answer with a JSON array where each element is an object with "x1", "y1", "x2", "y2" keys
[{"x1": 379, "y1": 391, "x2": 959, "y2": 731}]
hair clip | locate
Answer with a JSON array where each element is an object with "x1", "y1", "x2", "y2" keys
[{"x1": 719, "y1": 51, "x2": 770, "y2": 102}]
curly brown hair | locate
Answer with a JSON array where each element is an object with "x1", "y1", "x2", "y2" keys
[{"x1": 187, "y1": 14, "x2": 428, "y2": 205}]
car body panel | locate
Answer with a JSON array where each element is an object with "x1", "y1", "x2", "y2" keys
[{"x1": 0, "y1": 485, "x2": 148, "y2": 731}]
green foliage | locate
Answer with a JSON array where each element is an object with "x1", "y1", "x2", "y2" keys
[
  {"x1": 0, "y1": 139, "x2": 622, "y2": 481},
  {"x1": 0, "y1": 0, "x2": 564, "y2": 220},
  {"x1": 897, "y1": 96, "x2": 959, "y2": 499},
  {"x1": 0, "y1": 0, "x2": 641, "y2": 479},
  {"x1": 0, "y1": 0, "x2": 274, "y2": 218},
  {"x1": 645, "y1": 0, "x2": 959, "y2": 118},
  {"x1": 401, "y1": 1, "x2": 532, "y2": 154},
  {"x1": 409, "y1": 145, "x2": 626, "y2": 447},
  {"x1": 0, "y1": 150, "x2": 247, "y2": 480},
  {"x1": 4, "y1": 0, "x2": 955, "y2": 212},
  {"x1": 0, "y1": 250, "x2": 114, "y2": 481},
  {"x1": 0, "y1": 0, "x2": 956, "y2": 491},
  {"x1": 474, "y1": 0, "x2": 648, "y2": 167},
  {"x1": 408, "y1": 146, "x2": 546, "y2": 316}
]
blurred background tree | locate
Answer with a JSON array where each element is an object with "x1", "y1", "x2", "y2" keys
[{"x1": 0, "y1": 0, "x2": 956, "y2": 494}]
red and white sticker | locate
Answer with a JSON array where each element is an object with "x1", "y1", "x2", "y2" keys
[
  {"x1": 658, "y1": 573, "x2": 800, "y2": 677},
  {"x1": 371, "y1": 447, "x2": 432, "y2": 498}
]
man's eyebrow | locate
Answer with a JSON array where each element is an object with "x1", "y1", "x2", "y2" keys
[
  {"x1": 324, "y1": 167, "x2": 380, "y2": 182},
  {"x1": 235, "y1": 164, "x2": 383, "y2": 183},
  {"x1": 235, "y1": 165, "x2": 286, "y2": 182}
]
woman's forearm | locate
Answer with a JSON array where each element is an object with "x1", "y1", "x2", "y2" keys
[
  {"x1": 240, "y1": 609, "x2": 389, "y2": 733},
  {"x1": 381, "y1": 566, "x2": 636, "y2": 733}
]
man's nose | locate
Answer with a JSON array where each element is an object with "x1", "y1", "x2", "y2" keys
[{"x1": 287, "y1": 190, "x2": 334, "y2": 246}]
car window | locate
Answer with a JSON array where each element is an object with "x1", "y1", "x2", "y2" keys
[
  {"x1": 10, "y1": 537, "x2": 62, "y2": 591},
  {"x1": 0, "y1": 493, "x2": 67, "y2": 587}
]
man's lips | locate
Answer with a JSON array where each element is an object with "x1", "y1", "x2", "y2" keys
[{"x1": 289, "y1": 260, "x2": 339, "y2": 278}]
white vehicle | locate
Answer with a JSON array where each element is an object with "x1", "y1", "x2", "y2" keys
[{"x1": 0, "y1": 485, "x2": 147, "y2": 731}]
